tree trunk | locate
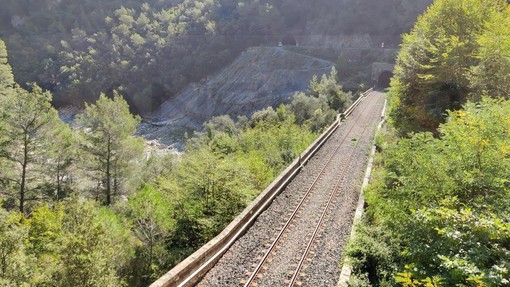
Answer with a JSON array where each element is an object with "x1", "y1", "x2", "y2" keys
[
  {"x1": 106, "y1": 140, "x2": 112, "y2": 205},
  {"x1": 19, "y1": 132, "x2": 28, "y2": 214},
  {"x1": 56, "y1": 161, "x2": 61, "y2": 200}
]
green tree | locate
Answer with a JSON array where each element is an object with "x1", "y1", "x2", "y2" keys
[
  {"x1": 469, "y1": 5, "x2": 510, "y2": 99},
  {"x1": 45, "y1": 122, "x2": 76, "y2": 200},
  {"x1": 0, "y1": 39, "x2": 14, "y2": 97},
  {"x1": 55, "y1": 0, "x2": 220, "y2": 112},
  {"x1": 289, "y1": 92, "x2": 336, "y2": 132},
  {"x1": 0, "y1": 210, "x2": 34, "y2": 287},
  {"x1": 389, "y1": 0, "x2": 508, "y2": 134},
  {"x1": 288, "y1": 67, "x2": 351, "y2": 132},
  {"x1": 0, "y1": 84, "x2": 61, "y2": 214},
  {"x1": 26, "y1": 204, "x2": 64, "y2": 285},
  {"x1": 0, "y1": 0, "x2": 434, "y2": 111},
  {"x1": 95, "y1": 206, "x2": 137, "y2": 283},
  {"x1": 15, "y1": 200, "x2": 136, "y2": 287},
  {"x1": 55, "y1": 197, "x2": 127, "y2": 287},
  {"x1": 308, "y1": 67, "x2": 352, "y2": 112},
  {"x1": 77, "y1": 92, "x2": 144, "y2": 205},
  {"x1": 127, "y1": 185, "x2": 175, "y2": 285},
  {"x1": 176, "y1": 148, "x2": 252, "y2": 227}
]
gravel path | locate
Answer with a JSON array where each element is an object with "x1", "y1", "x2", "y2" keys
[{"x1": 197, "y1": 92, "x2": 385, "y2": 287}]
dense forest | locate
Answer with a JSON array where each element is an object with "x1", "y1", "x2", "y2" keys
[
  {"x1": 346, "y1": 0, "x2": 510, "y2": 286},
  {"x1": 1, "y1": 35, "x2": 353, "y2": 285},
  {"x1": 0, "y1": 0, "x2": 431, "y2": 113}
]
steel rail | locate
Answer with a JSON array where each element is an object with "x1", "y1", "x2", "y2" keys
[
  {"x1": 243, "y1": 91, "x2": 375, "y2": 287},
  {"x1": 151, "y1": 88, "x2": 375, "y2": 287},
  {"x1": 175, "y1": 120, "x2": 339, "y2": 287},
  {"x1": 287, "y1": 92, "x2": 379, "y2": 286}
]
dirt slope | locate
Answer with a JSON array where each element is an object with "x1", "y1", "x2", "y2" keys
[{"x1": 150, "y1": 46, "x2": 334, "y2": 128}]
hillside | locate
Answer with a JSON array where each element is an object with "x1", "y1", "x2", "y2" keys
[
  {"x1": 0, "y1": 0, "x2": 432, "y2": 113},
  {"x1": 143, "y1": 46, "x2": 334, "y2": 141}
]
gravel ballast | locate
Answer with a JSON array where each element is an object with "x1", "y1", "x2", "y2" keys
[{"x1": 197, "y1": 92, "x2": 386, "y2": 287}]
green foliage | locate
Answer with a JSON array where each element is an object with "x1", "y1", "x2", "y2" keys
[
  {"x1": 95, "y1": 206, "x2": 138, "y2": 282},
  {"x1": 0, "y1": 39, "x2": 14, "y2": 97},
  {"x1": 27, "y1": 204, "x2": 63, "y2": 256},
  {"x1": 308, "y1": 67, "x2": 352, "y2": 112},
  {"x1": 0, "y1": 199, "x2": 137, "y2": 287},
  {"x1": 55, "y1": 198, "x2": 129, "y2": 287},
  {"x1": 469, "y1": 5, "x2": 510, "y2": 100},
  {"x1": 243, "y1": 108, "x2": 316, "y2": 176},
  {"x1": 0, "y1": 84, "x2": 62, "y2": 213},
  {"x1": 175, "y1": 148, "x2": 253, "y2": 228},
  {"x1": 126, "y1": 185, "x2": 175, "y2": 285},
  {"x1": 77, "y1": 92, "x2": 144, "y2": 205},
  {"x1": 0, "y1": 50, "x2": 335, "y2": 285},
  {"x1": 345, "y1": 222, "x2": 400, "y2": 286},
  {"x1": 204, "y1": 115, "x2": 237, "y2": 137},
  {"x1": 389, "y1": 0, "x2": 510, "y2": 135},
  {"x1": 410, "y1": 202, "x2": 510, "y2": 286},
  {"x1": 0, "y1": 210, "x2": 34, "y2": 287},
  {"x1": 53, "y1": 0, "x2": 224, "y2": 111},
  {"x1": 250, "y1": 107, "x2": 279, "y2": 127},
  {"x1": 394, "y1": 273, "x2": 443, "y2": 287},
  {"x1": 25, "y1": 204, "x2": 63, "y2": 285},
  {"x1": 141, "y1": 89, "x2": 320, "y2": 276},
  {"x1": 0, "y1": 35, "x2": 359, "y2": 285},
  {"x1": 44, "y1": 121, "x2": 76, "y2": 200},
  {"x1": 290, "y1": 92, "x2": 326, "y2": 127},
  {"x1": 290, "y1": 68, "x2": 350, "y2": 132},
  {"x1": 348, "y1": 98, "x2": 510, "y2": 287}
]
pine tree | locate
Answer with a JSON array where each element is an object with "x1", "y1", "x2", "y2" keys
[
  {"x1": 0, "y1": 84, "x2": 61, "y2": 214},
  {"x1": 77, "y1": 92, "x2": 143, "y2": 205}
]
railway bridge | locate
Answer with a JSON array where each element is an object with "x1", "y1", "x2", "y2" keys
[{"x1": 152, "y1": 90, "x2": 386, "y2": 287}]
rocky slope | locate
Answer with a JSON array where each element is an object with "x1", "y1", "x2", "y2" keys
[{"x1": 149, "y1": 47, "x2": 335, "y2": 129}]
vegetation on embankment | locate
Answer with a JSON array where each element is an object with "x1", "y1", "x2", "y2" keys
[
  {"x1": 344, "y1": 0, "x2": 510, "y2": 286},
  {"x1": 0, "y1": 38, "x2": 352, "y2": 286},
  {"x1": 346, "y1": 99, "x2": 510, "y2": 286}
]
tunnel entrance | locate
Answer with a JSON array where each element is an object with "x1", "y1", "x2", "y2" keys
[
  {"x1": 377, "y1": 71, "x2": 393, "y2": 89},
  {"x1": 281, "y1": 34, "x2": 297, "y2": 46}
]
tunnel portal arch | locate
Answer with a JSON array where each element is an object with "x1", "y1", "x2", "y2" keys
[
  {"x1": 371, "y1": 62, "x2": 395, "y2": 90},
  {"x1": 377, "y1": 71, "x2": 393, "y2": 88},
  {"x1": 281, "y1": 34, "x2": 297, "y2": 46}
]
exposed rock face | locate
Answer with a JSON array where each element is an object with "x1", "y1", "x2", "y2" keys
[{"x1": 150, "y1": 47, "x2": 334, "y2": 128}]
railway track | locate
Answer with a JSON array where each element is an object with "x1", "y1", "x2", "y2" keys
[
  {"x1": 243, "y1": 92, "x2": 380, "y2": 287},
  {"x1": 197, "y1": 91, "x2": 385, "y2": 287}
]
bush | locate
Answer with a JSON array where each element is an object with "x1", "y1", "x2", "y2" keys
[{"x1": 345, "y1": 221, "x2": 399, "y2": 286}]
